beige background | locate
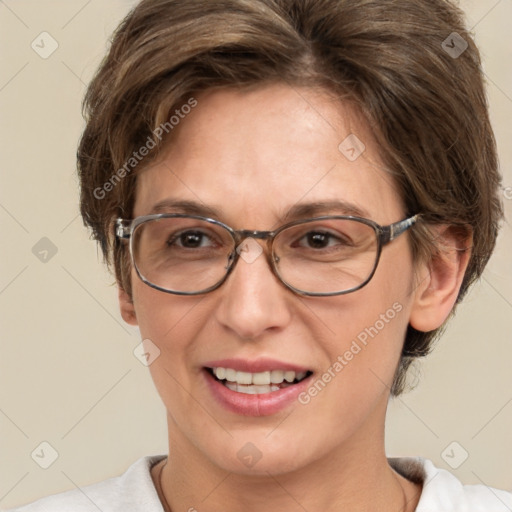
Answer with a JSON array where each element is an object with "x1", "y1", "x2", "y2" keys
[{"x1": 0, "y1": 0, "x2": 511, "y2": 508}]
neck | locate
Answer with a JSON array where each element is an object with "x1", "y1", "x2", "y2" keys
[{"x1": 154, "y1": 412, "x2": 421, "y2": 512}]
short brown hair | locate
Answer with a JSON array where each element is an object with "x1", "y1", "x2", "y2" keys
[{"x1": 78, "y1": 0, "x2": 503, "y2": 395}]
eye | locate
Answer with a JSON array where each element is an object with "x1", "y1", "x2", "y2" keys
[
  {"x1": 168, "y1": 230, "x2": 215, "y2": 249},
  {"x1": 296, "y1": 230, "x2": 349, "y2": 250}
]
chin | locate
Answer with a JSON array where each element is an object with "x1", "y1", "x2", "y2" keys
[{"x1": 196, "y1": 430, "x2": 325, "y2": 477}]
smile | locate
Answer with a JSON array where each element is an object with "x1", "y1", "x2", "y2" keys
[{"x1": 209, "y1": 367, "x2": 311, "y2": 395}]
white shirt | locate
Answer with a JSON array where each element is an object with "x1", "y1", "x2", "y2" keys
[{"x1": 4, "y1": 454, "x2": 512, "y2": 511}]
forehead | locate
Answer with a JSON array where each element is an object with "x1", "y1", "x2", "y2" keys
[{"x1": 134, "y1": 84, "x2": 404, "y2": 225}]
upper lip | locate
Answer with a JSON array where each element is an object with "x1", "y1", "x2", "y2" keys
[{"x1": 203, "y1": 358, "x2": 312, "y2": 373}]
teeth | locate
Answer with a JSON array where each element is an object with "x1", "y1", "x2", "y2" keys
[
  {"x1": 296, "y1": 371, "x2": 307, "y2": 381},
  {"x1": 270, "y1": 370, "x2": 284, "y2": 384},
  {"x1": 215, "y1": 367, "x2": 226, "y2": 380},
  {"x1": 212, "y1": 367, "x2": 309, "y2": 386},
  {"x1": 225, "y1": 382, "x2": 280, "y2": 394},
  {"x1": 224, "y1": 368, "x2": 237, "y2": 382},
  {"x1": 284, "y1": 371, "x2": 295, "y2": 383},
  {"x1": 236, "y1": 371, "x2": 252, "y2": 385},
  {"x1": 225, "y1": 381, "x2": 237, "y2": 392},
  {"x1": 252, "y1": 371, "x2": 270, "y2": 385}
]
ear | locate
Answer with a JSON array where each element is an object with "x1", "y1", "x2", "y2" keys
[
  {"x1": 409, "y1": 225, "x2": 472, "y2": 332},
  {"x1": 118, "y1": 285, "x2": 138, "y2": 326}
]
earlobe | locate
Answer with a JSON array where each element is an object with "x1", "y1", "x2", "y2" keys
[
  {"x1": 409, "y1": 225, "x2": 472, "y2": 333},
  {"x1": 119, "y1": 286, "x2": 138, "y2": 326}
]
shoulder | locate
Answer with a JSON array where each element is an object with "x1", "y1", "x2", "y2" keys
[
  {"x1": 3, "y1": 455, "x2": 166, "y2": 512},
  {"x1": 389, "y1": 456, "x2": 512, "y2": 512}
]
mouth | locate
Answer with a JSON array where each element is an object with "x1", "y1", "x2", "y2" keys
[
  {"x1": 202, "y1": 358, "x2": 315, "y2": 416},
  {"x1": 206, "y1": 367, "x2": 313, "y2": 395}
]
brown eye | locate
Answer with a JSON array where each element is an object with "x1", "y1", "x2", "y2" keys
[
  {"x1": 294, "y1": 230, "x2": 349, "y2": 250},
  {"x1": 304, "y1": 232, "x2": 334, "y2": 249},
  {"x1": 175, "y1": 231, "x2": 210, "y2": 248}
]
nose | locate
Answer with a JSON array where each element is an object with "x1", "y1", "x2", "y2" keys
[{"x1": 213, "y1": 238, "x2": 293, "y2": 340}]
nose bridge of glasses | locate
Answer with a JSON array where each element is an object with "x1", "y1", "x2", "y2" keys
[
  {"x1": 231, "y1": 229, "x2": 277, "y2": 267},
  {"x1": 233, "y1": 229, "x2": 276, "y2": 255},
  {"x1": 235, "y1": 229, "x2": 274, "y2": 241}
]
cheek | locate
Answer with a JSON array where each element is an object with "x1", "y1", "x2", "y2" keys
[
  {"x1": 132, "y1": 273, "x2": 203, "y2": 342},
  {"x1": 131, "y1": 277, "x2": 207, "y2": 395},
  {"x1": 314, "y1": 245, "x2": 413, "y2": 398},
  {"x1": 311, "y1": 295, "x2": 408, "y2": 401},
  {"x1": 341, "y1": 300, "x2": 408, "y2": 392},
  {"x1": 295, "y1": 292, "x2": 410, "y2": 446}
]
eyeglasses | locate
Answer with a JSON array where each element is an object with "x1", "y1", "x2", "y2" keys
[{"x1": 115, "y1": 213, "x2": 419, "y2": 296}]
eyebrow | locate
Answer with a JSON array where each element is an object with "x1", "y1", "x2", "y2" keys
[
  {"x1": 282, "y1": 200, "x2": 369, "y2": 221},
  {"x1": 149, "y1": 199, "x2": 220, "y2": 217},
  {"x1": 148, "y1": 199, "x2": 370, "y2": 222}
]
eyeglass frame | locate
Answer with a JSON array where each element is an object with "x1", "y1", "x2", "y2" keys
[{"x1": 115, "y1": 213, "x2": 419, "y2": 297}]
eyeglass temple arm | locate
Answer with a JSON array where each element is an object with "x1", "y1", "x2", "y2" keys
[{"x1": 379, "y1": 214, "x2": 419, "y2": 245}]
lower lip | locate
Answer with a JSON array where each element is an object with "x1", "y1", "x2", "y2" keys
[{"x1": 203, "y1": 369, "x2": 312, "y2": 417}]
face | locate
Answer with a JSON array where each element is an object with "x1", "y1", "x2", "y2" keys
[{"x1": 122, "y1": 83, "x2": 419, "y2": 475}]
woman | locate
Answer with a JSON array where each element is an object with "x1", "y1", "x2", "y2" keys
[{"x1": 7, "y1": 0, "x2": 511, "y2": 510}]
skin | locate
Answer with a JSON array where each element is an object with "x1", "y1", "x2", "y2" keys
[{"x1": 119, "y1": 83, "x2": 470, "y2": 512}]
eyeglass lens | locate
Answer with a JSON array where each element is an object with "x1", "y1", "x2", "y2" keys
[{"x1": 131, "y1": 216, "x2": 379, "y2": 295}]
